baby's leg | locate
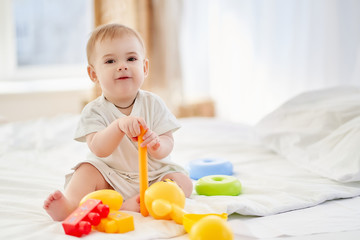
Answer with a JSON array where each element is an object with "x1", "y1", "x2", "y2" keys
[
  {"x1": 43, "y1": 190, "x2": 71, "y2": 221},
  {"x1": 43, "y1": 163, "x2": 112, "y2": 221},
  {"x1": 162, "y1": 172, "x2": 193, "y2": 197},
  {"x1": 121, "y1": 194, "x2": 140, "y2": 212}
]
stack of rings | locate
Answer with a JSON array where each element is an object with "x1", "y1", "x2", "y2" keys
[{"x1": 188, "y1": 158, "x2": 242, "y2": 196}]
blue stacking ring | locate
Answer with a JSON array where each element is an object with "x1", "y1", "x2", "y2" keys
[{"x1": 188, "y1": 158, "x2": 233, "y2": 180}]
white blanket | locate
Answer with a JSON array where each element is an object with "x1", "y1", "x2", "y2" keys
[
  {"x1": 256, "y1": 87, "x2": 360, "y2": 182},
  {"x1": 176, "y1": 118, "x2": 360, "y2": 217},
  {"x1": 228, "y1": 196, "x2": 360, "y2": 238},
  {"x1": 1, "y1": 87, "x2": 360, "y2": 239}
]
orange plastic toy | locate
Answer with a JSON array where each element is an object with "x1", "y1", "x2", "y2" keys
[
  {"x1": 62, "y1": 199, "x2": 109, "y2": 237},
  {"x1": 95, "y1": 210, "x2": 135, "y2": 233},
  {"x1": 144, "y1": 179, "x2": 186, "y2": 224},
  {"x1": 138, "y1": 125, "x2": 149, "y2": 216}
]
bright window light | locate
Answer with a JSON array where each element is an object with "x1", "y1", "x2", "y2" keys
[{"x1": 8, "y1": 0, "x2": 93, "y2": 80}]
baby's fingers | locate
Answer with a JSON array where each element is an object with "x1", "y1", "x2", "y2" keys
[
  {"x1": 142, "y1": 138, "x2": 159, "y2": 149},
  {"x1": 137, "y1": 118, "x2": 148, "y2": 130},
  {"x1": 141, "y1": 131, "x2": 159, "y2": 148},
  {"x1": 130, "y1": 120, "x2": 140, "y2": 137}
]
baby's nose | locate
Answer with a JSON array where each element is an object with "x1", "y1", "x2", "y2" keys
[
  {"x1": 117, "y1": 63, "x2": 128, "y2": 71},
  {"x1": 118, "y1": 66, "x2": 128, "y2": 71}
]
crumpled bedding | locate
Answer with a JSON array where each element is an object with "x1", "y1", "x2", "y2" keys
[
  {"x1": 1, "y1": 87, "x2": 360, "y2": 239},
  {"x1": 176, "y1": 117, "x2": 360, "y2": 217}
]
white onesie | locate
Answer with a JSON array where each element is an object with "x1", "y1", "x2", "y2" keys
[{"x1": 65, "y1": 90, "x2": 186, "y2": 199}]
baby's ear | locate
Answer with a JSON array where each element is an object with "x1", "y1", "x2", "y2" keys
[
  {"x1": 143, "y1": 59, "x2": 149, "y2": 77},
  {"x1": 87, "y1": 65, "x2": 98, "y2": 83}
]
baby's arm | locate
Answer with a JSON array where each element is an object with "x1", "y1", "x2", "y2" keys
[
  {"x1": 141, "y1": 130, "x2": 174, "y2": 160},
  {"x1": 86, "y1": 116, "x2": 146, "y2": 158}
]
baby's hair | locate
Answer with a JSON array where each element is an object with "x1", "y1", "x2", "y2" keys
[{"x1": 86, "y1": 23, "x2": 146, "y2": 65}]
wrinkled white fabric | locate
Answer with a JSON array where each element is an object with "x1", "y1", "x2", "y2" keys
[
  {"x1": 1, "y1": 110, "x2": 360, "y2": 239},
  {"x1": 256, "y1": 87, "x2": 360, "y2": 182}
]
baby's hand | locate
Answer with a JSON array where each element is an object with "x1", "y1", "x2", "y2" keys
[
  {"x1": 141, "y1": 129, "x2": 160, "y2": 151},
  {"x1": 118, "y1": 117, "x2": 147, "y2": 140}
]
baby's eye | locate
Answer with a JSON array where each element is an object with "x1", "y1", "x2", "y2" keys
[
  {"x1": 127, "y1": 57, "x2": 137, "y2": 62},
  {"x1": 105, "y1": 59, "x2": 115, "y2": 64}
]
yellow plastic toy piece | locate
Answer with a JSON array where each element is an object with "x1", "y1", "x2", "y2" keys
[
  {"x1": 79, "y1": 189, "x2": 123, "y2": 210},
  {"x1": 183, "y1": 213, "x2": 228, "y2": 233},
  {"x1": 144, "y1": 179, "x2": 186, "y2": 224},
  {"x1": 95, "y1": 210, "x2": 134, "y2": 233},
  {"x1": 138, "y1": 126, "x2": 149, "y2": 217},
  {"x1": 189, "y1": 215, "x2": 233, "y2": 240}
]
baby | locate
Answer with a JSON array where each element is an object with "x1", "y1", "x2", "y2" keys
[{"x1": 43, "y1": 23, "x2": 193, "y2": 221}]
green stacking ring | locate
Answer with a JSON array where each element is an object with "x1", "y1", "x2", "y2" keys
[{"x1": 195, "y1": 175, "x2": 242, "y2": 196}]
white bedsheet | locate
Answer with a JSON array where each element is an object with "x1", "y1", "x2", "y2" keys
[
  {"x1": 229, "y1": 196, "x2": 360, "y2": 238},
  {"x1": 177, "y1": 118, "x2": 360, "y2": 216},
  {"x1": 1, "y1": 113, "x2": 360, "y2": 239}
]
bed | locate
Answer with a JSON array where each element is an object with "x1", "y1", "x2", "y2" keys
[{"x1": 1, "y1": 86, "x2": 360, "y2": 240}]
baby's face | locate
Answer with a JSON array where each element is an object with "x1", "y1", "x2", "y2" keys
[{"x1": 91, "y1": 34, "x2": 148, "y2": 104}]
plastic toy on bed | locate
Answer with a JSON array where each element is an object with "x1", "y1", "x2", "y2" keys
[
  {"x1": 195, "y1": 175, "x2": 242, "y2": 196},
  {"x1": 62, "y1": 189, "x2": 134, "y2": 236},
  {"x1": 80, "y1": 189, "x2": 134, "y2": 234},
  {"x1": 145, "y1": 179, "x2": 186, "y2": 224},
  {"x1": 183, "y1": 213, "x2": 227, "y2": 233},
  {"x1": 95, "y1": 209, "x2": 135, "y2": 233},
  {"x1": 144, "y1": 178, "x2": 233, "y2": 239},
  {"x1": 188, "y1": 215, "x2": 234, "y2": 240},
  {"x1": 188, "y1": 158, "x2": 233, "y2": 180},
  {"x1": 138, "y1": 125, "x2": 149, "y2": 217},
  {"x1": 62, "y1": 199, "x2": 110, "y2": 237}
]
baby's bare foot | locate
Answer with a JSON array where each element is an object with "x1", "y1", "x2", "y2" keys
[
  {"x1": 43, "y1": 190, "x2": 73, "y2": 221},
  {"x1": 120, "y1": 194, "x2": 140, "y2": 212}
]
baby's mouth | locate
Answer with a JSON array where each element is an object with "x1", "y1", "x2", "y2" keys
[{"x1": 117, "y1": 76, "x2": 130, "y2": 80}]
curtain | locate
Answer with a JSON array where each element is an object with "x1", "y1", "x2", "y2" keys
[
  {"x1": 180, "y1": 0, "x2": 360, "y2": 124},
  {"x1": 92, "y1": 0, "x2": 183, "y2": 112}
]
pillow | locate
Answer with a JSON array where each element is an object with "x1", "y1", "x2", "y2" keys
[{"x1": 255, "y1": 86, "x2": 360, "y2": 182}]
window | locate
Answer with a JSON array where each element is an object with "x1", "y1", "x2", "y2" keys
[
  {"x1": 180, "y1": 0, "x2": 360, "y2": 124},
  {"x1": 0, "y1": 0, "x2": 93, "y2": 82}
]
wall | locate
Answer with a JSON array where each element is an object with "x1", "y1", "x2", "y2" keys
[{"x1": 0, "y1": 89, "x2": 91, "y2": 123}]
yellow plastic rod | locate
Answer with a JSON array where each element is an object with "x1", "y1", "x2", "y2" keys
[{"x1": 138, "y1": 126, "x2": 149, "y2": 216}]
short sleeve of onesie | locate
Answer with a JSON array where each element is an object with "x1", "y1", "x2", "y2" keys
[{"x1": 74, "y1": 97, "x2": 111, "y2": 142}]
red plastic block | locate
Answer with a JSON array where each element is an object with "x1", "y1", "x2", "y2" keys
[{"x1": 62, "y1": 199, "x2": 110, "y2": 237}]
